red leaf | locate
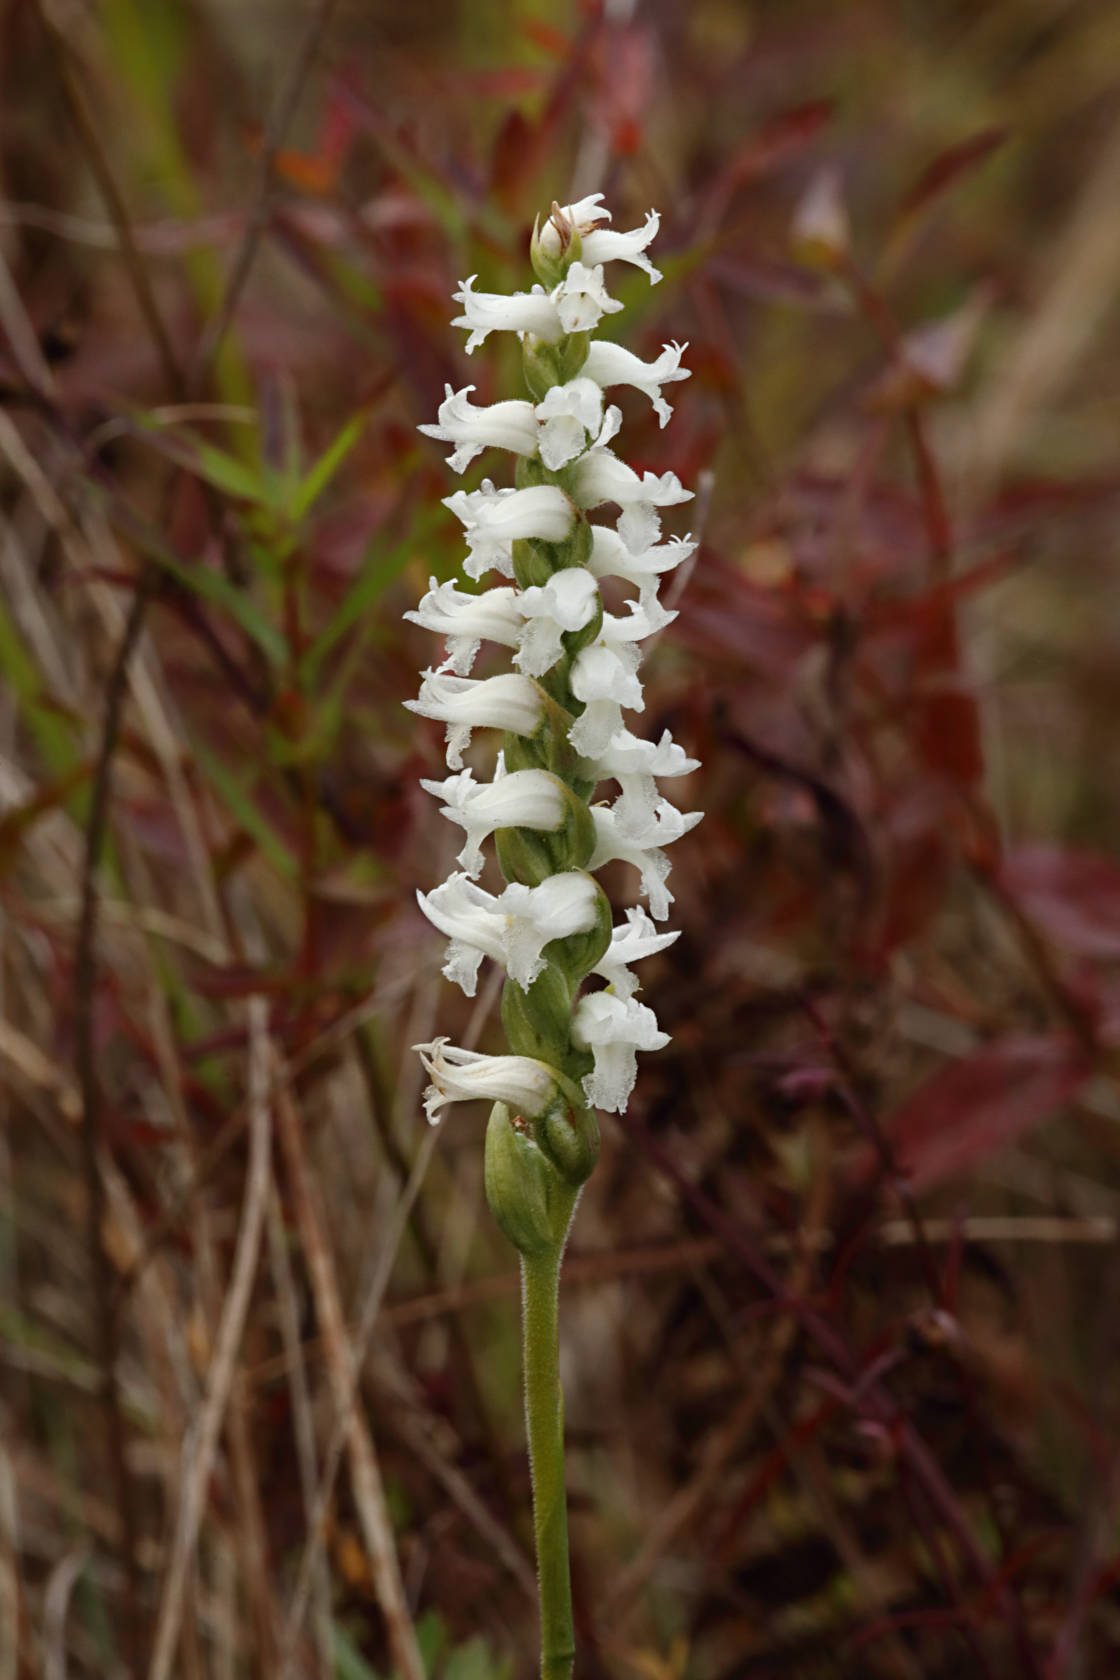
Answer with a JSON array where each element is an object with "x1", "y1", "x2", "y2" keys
[
  {"x1": 896, "y1": 127, "x2": 1008, "y2": 223},
  {"x1": 521, "y1": 19, "x2": 572, "y2": 56},
  {"x1": 1001, "y1": 844, "x2": 1120, "y2": 959},
  {"x1": 913, "y1": 684, "x2": 983, "y2": 785},
  {"x1": 878, "y1": 1036, "x2": 1088, "y2": 1193},
  {"x1": 490, "y1": 108, "x2": 540, "y2": 207},
  {"x1": 698, "y1": 102, "x2": 835, "y2": 233},
  {"x1": 727, "y1": 100, "x2": 835, "y2": 186}
]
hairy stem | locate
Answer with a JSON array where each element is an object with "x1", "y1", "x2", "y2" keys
[{"x1": 521, "y1": 1204, "x2": 577, "y2": 1680}]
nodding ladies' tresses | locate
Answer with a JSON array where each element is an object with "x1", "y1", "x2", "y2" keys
[{"x1": 406, "y1": 195, "x2": 700, "y2": 1680}]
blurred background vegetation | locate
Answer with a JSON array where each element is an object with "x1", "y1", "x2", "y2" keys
[{"x1": 3, "y1": 0, "x2": 1120, "y2": 1675}]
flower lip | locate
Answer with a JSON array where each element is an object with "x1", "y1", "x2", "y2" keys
[
  {"x1": 572, "y1": 991, "x2": 670, "y2": 1113},
  {"x1": 552, "y1": 262, "x2": 624, "y2": 335}
]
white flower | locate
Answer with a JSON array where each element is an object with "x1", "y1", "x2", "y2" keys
[
  {"x1": 452, "y1": 275, "x2": 563, "y2": 353},
  {"x1": 534, "y1": 377, "x2": 604, "y2": 471},
  {"x1": 573, "y1": 448, "x2": 694, "y2": 514},
  {"x1": 540, "y1": 198, "x2": 664, "y2": 284},
  {"x1": 411, "y1": 198, "x2": 700, "y2": 1129},
  {"x1": 405, "y1": 670, "x2": 544, "y2": 768},
  {"x1": 514, "y1": 568, "x2": 600, "y2": 678},
  {"x1": 414, "y1": 1038, "x2": 562, "y2": 1124},
  {"x1": 601, "y1": 595, "x2": 677, "y2": 643},
  {"x1": 572, "y1": 992, "x2": 670, "y2": 1113},
  {"x1": 579, "y1": 209, "x2": 662, "y2": 284},
  {"x1": 565, "y1": 601, "x2": 672, "y2": 757},
  {"x1": 587, "y1": 797, "x2": 703, "y2": 920},
  {"x1": 592, "y1": 905, "x2": 680, "y2": 1001},
  {"x1": 420, "y1": 762, "x2": 570, "y2": 876},
  {"x1": 498, "y1": 872, "x2": 601, "y2": 988},
  {"x1": 581, "y1": 340, "x2": 690, "y2": 426},
  {"x1": 588, "y1": 526, "x2": 697, "y2": 596},
  {"x1": 444, "y1": 481, "x2": 575, "y2": 580},
  {"x1": 416, "y1": 873, "x2": 509, "y2": 995},
  {"x1": 568, "y1": 641, "x2": 644, "y2": 757},
  {"x1": 418, "y1": 870, "x2": 600, "y2": 994},
  {"x1": 552, "y1": 261, "x2": 624, "y2": 334},
  {"x1": 418, "y1": 385, "x2": 538, "y2": 475},
  {"x1": 403, "y1": 578, "x2": 523, "y2": 675},
  {"x1": 592, "y1": 726, "x2": 700, "y2": 834},
  {"x1": 536, "y1": 194, "x2": 611, "y2": 258}
]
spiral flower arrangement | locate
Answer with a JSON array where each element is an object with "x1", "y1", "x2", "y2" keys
[{"x1": 406, "y1": 197, "x2": 699, "y2": 1679}]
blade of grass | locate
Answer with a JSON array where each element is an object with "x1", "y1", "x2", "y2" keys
[
  {"x1": 288, "y1": 408, "x2": 369, "y2": 524},
  {"x1": 112, "y1": 502, "x2": 287, "y2": 667},
  {"x1": 192, "y1": 740, "x2": 299, "y2": 881},
  {"x1": 299, "y1": 504, "x2": 445, "y2": 688}
]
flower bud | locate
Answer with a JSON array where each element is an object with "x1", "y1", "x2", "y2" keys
[
  {"x1": 501, "y1": 965, "x2": 574, "y2": 1068},
  {"x1": 538, "y1": 1098, "x2": 600, "y2": 1188},
  {"x1": 484, "y1": 1102, "x2": 557, "y2": 1256},
  {"x1": 529, "y1": 204, "x2": 582, "y2": 289}
]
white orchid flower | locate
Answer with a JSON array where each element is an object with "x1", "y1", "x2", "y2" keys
[
  {"x1": 419, "y1": 761, "x2": 571, "y2": 877},
  {"x1": 418, "y1": 870, "x2": 600, "y2": 995},
  {"x1": 572, "y1": 991, "x2": 670, "y2": 1113},
  {"x1": 581, "y1": 340, "x2": 690, "y2": 426},
  {"x1": 592, "y1": 906, "x2": 681, "y2": 1001},
  {"x1": 404, "y1": 579, "x2": 524, "y2": 675},
  {"x1": 568, "y1": 641, "x2": 644, "y2": 758},
  {"x1": 578, "y1": 209, "x2": 662, "y2": 283},
  {"x1": 587, "y1": 526, "x2": 697, "y2": 597},
  {"x1": 452, "y1": 275, "x2": 563, "y2": 353},
  {"x1": 592, "y1": 726, "x2": 701, "y2": 834},
  {"x1": 443, "y1": 481, "x2": 575, "y2": 580},
  {"x1": 514, "y1": 568, "x2": 601, "y2": 678},
  {"x1": 552, "y1": 261, "x2": 624, "y2": 334},
  {"x1": 405, "y1": 671, "x2": 544, "y2": 769},
  {"x1": 538, "y1": 197, "x2": 664, "y2": 284},
  {"x1": 535, "y1": 377, "x2": 605, "y2": 471},
  {"x1": 414, "y1": 1038, "x2": 563, "y2": 1125},
  {"x1": 587, "y1": 798, "x2": 703, "y2": 920},
  {"x1": 573, "y1": 448, "x2": 693, "y2": 514}
]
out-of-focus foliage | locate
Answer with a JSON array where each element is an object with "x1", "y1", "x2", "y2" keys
[{"x1": 3, "y1": 1, "x2": 1120, "y2": 1676}]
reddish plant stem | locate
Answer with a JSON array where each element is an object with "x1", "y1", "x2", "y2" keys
[{"x1": 617, "y1": 1108, "x2": 1045, "y2": 1678}]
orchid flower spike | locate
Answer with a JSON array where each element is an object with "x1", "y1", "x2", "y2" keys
[{"x1": 407, "y1": 194, "x2": 700, "y2": 1189}]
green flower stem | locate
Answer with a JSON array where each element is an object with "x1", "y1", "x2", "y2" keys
[{"x1": 521, "y1": 1189, "x2": 579, "y2": 1680}]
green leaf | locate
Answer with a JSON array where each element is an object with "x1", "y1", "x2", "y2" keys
[
  {"x1": 289, "y1": 409, "x2": 369, "y2": 524},
  {"x1": 114, "y1": 502, "x2": 287, "y2": 666},
  {"x1": 331, "y1": 1624, "x2": 386, "y2": 1680},
  {"x1": 299, "y1": 505, "x2": 445, "y2": 688},
  {"x1": 192, "y1": 739, "x2": 298, "y2": 880},
  {"x1": 0, "y1": 593, "x2": 79, "y2": 777},
  {"x1": 443, "y1": 1637, "x2": 512, "y2": 1680},
  {"x1": 135, "y1": 424, "x2": 272, "y2": 505}
]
